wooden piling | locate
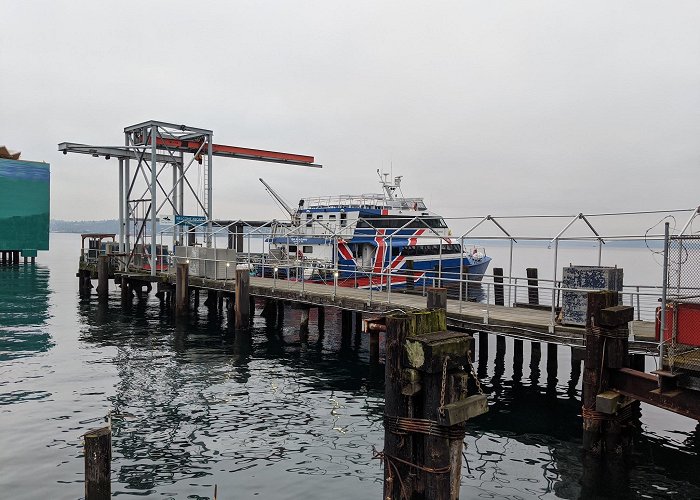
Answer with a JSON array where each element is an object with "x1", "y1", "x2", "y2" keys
[
  {"x1": 341, "y1": 309, "x2": 353, "y2": 336},
  {"x1": 427, "y1": 287, "x2": 447, "y2": 310},
  {"x1": 84, "y1": 426, "x2": 111, "y2": 500},
  {"x1": 354, "y1": 311, "x2": 363, "y2": 333},
  {"x1": 383, "y1": 314, "x2": 414, "y2": 498},
  {"x1": 369, "y1": 327, "x2": 380, "y2": 364},
  {"x1": 526, "y1": 268, "x2": 539, "y2": 305},
  {"x1": 582, "y1": 291, "x2": 636, "y2": 455},
  {"x1": 276, "y1": 300, "x2": 285, "y2": 329},
  {"x1": 317, "y1": 306, "x2": 325, "y2": 332},
  {"x1": 120, "y1": 277, "x2": 130, "y2": 306},
  {"x1": 546, "y1": 343, "x2": 558, "y2": 394},
  {"x1": 530, "y1": 342, "x2": 541, "y2": 384},
  {"x1": 493, "y1": 268, "x2": 504, "y2": 306},
  {"x1": 300, "y1": 306, "x2": 310, "y2": 331},
  {"x1": 513, "y1": 339, "x2": 524, "y2": 381},
  {"x1": 175, "y1": 262, "x2": 189, "y2": 316},
  {"x1": 249, "y1": 296, "x2": 256, "y2": 320},
  {"x1": 234, "y1": 268, "x2": 250, "y2": 329},
  {"x1": 383, "y1": 307, "x2": 485, "y2": 500},
  {"x1": 79, "y1": 270, "x2": 93, "y2": 294}
]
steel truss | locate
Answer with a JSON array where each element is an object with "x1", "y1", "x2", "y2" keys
[{"x1": 60, "y1": 120, "x2": 320, "y2": 275}]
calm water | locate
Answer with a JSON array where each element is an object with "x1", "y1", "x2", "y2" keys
[{"x1": 1, "y1": 233, "x2": 699, "y2": 499}]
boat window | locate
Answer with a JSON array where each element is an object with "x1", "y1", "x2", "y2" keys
[
  {"x1": 329, "y1": 214, "x2": 336, "y2": 220},
  {"x1": 316, "y1": 214, "x2": 323, "y2": 220},
  {"x1": 340, "y1": 213, "x2": 347, "y2": 227},
  {"x1": 289, "y1": 245, "x2": 297, "y2": 253},
  {"x1": 303, "y1": 245, "x2": 313, "y2": 254},
  {"x1": 306, "y1": 213, "x2": 312, "y2": 219}
]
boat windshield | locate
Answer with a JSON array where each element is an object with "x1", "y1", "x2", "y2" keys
[{"x1": 357, "y1": 216, "x2": 447, "y2": 229}]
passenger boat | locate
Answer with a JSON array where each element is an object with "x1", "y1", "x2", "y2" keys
[{"x1": 260, "y1": 172, "x2": 491, "y2": 289}]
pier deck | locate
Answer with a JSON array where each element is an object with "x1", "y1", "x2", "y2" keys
[{"x1": 114, "y1": 269, "x2": 658, "y2": 354}]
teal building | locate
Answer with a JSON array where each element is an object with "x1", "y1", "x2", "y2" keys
[{"x1": 0, "y1": 159, "x2": 50, "y2": 254}]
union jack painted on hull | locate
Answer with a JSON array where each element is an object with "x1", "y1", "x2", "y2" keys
[{"x1": 259, "y1": 172, "x2": 491, "y2": 290}]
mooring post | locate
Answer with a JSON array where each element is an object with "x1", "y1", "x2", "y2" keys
[
  {"x1": 383, "y1": 314, "x2": 413, "y2": 498},
  {"x1": 175, "y1": 262, "x2": 189, "y2": 316},
  {"x1": 427, "y1": 287, "x2": 447, "y2": 310},
  {"x1": 582, "y1": 291, "x2": 636, "y2": 454},
  {"x1": 526, "y1": 268, "x2": 539, "y2": 305},
  {"x1": 84, "y1": 426, "x2": 111, "y2": 500},
  {"x1": 235, "y1": 268, "x2": 250, "y2": 329},
  {"x1": 493, "y1": 268, "x2": 504, "y2": 306},
  {"x1": 382, "y1": 307, "x2": 487, "y2": 499}
]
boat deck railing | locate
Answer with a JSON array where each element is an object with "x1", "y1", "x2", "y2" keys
[{"x1": 303, "y1": 193, "x2": 427, "y2": 211}]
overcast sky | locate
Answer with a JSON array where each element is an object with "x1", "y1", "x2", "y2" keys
[{"x1": 2, "y1": 1, "x2": 700, "y2": 236}]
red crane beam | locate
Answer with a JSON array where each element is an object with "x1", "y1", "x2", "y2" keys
[{"x1": 155, "y1": 137, "x2": 317, "y2": 166}]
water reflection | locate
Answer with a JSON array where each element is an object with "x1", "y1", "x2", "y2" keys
[
  {"x1": 0, "y1": 264, "x2": 52, "y2": 361},
  {"x1": 467, "y1": 336, "x2": 700, "y2": 499},
  {"x1": 77, "y1": 296, "x2": 384, "y2": 496}
]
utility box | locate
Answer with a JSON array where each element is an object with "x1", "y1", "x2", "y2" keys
[{"x1": 561, "y1": 266, "x2": 623, "y2": 326}]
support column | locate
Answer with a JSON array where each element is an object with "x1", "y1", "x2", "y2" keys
[
  {"x1": 513, "y1": 339, "x2": 524, "y2": 382},
  {"x1": 318, "y1": 306, "x2": 325, "y2": 332},
  {"x1": 341, "y1": 310, "x2": 353, "y2": 336},
  {"x1": 300, "y1": 306, "x2": 310, "y2": 332},
  {"x1": 235, "y1": 268, "x2": 250, "y2": 329},
  {"x1": 175, "y1": 262, "x2": 189, "y2": 316},
  {"x1": 84, "y1": 426, "x2": 111, "y2": 500},
  {"x1": 276, "y1": 300, "x2": 285, "y2": 329},
  {"x1": 96, "y1": 256, "x2": 109, "y2": 301}
]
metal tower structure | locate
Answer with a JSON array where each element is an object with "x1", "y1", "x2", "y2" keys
[{"x1": 59, "y1": 120, "x2": 320, "y2": 275}]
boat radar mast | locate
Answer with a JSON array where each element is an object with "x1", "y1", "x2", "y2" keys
[{"x1": 377, "y1": 169, "x2": 403, "y2": 200}]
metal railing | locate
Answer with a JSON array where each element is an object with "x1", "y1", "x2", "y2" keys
[{"x1": 91, "y1": 207, "x2": 700, "y2": 350}]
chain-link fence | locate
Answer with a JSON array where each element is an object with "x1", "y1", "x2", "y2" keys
[{"x1": 662, "y1": 235, "x2": 700, "y2": 372}]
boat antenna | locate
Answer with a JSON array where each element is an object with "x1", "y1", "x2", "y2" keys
[
  {"x1": 377, "y1": 169, "x2": 398, "y2": 200},
  {"x1": 259, "y1": 178, "x2": 295, "y2": 218}
]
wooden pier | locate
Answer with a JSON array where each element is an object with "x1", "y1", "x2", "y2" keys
[{"x1": 99, "y1": 265, "x2": 659, "y2": 354}]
